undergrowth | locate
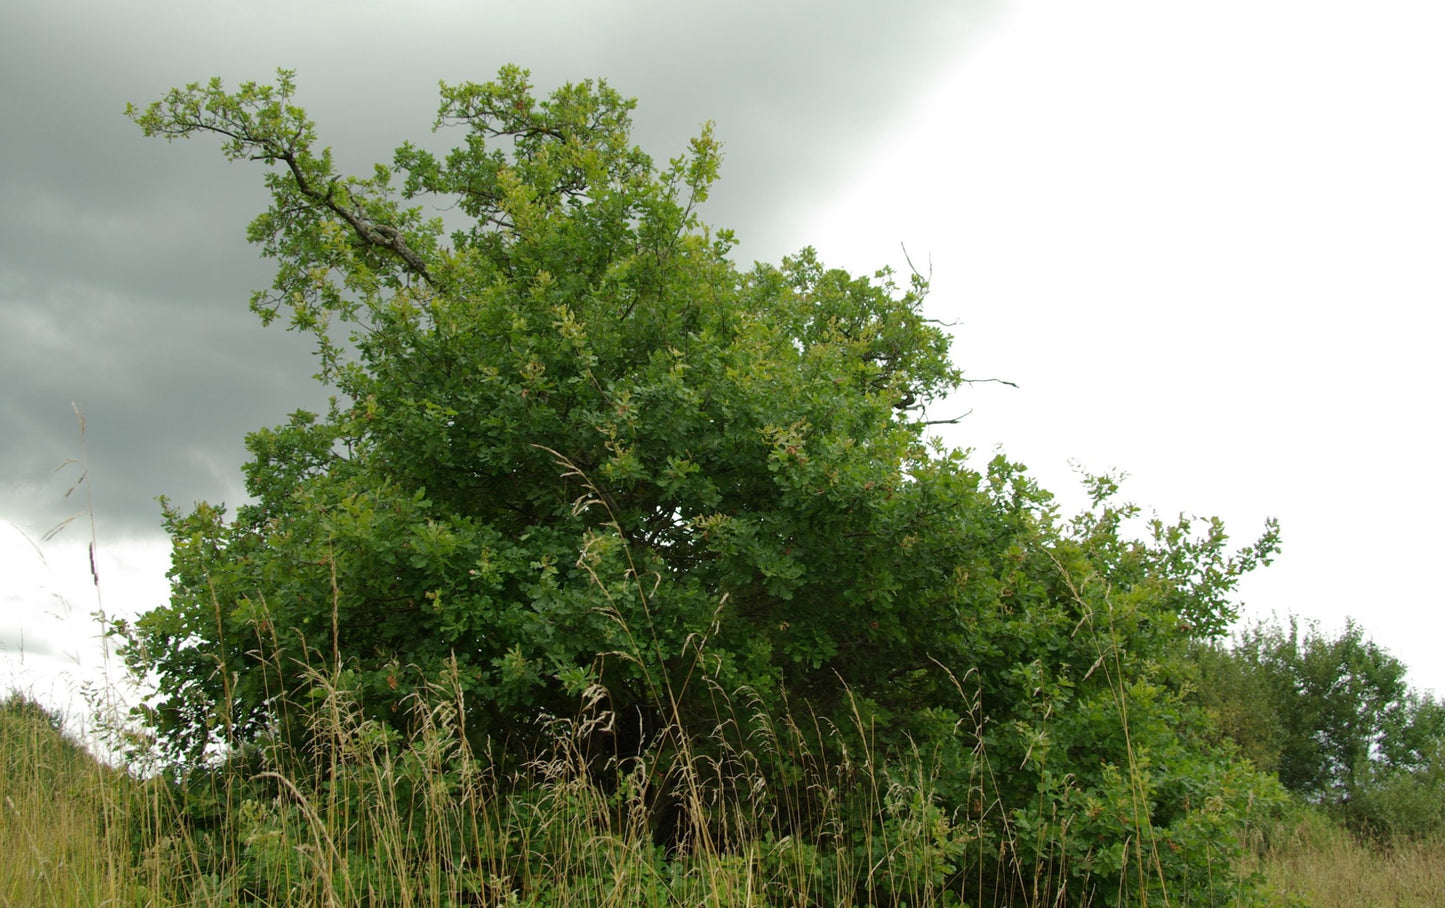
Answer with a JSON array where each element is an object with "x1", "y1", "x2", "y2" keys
[{"x1": 3, "y1": 650, "x2": 1286, "y2": 908}]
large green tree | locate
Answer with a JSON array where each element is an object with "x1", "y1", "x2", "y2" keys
[{"x1": 124, "y1": 68, "x2": 1282, "y2": 903}]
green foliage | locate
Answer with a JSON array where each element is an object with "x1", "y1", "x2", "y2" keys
[
  {"x1": 121, "y1": 67, "x2": 1285, "y2": 904},
  {"x1": 1346, "y1": 737, "x2": 1445, "y2": 841},
  {"x1": 1198, "y1": 616, "x2": 1445, "y2": 839}
]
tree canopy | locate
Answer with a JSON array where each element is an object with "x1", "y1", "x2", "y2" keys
[{"x1": 123, "y1": 67, "x2": 1284, "y2": 904}]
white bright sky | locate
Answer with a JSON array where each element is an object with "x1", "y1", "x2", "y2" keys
[
  {"x1": 803, "y1": 2, "x2": 1445, "y2": 695},
  {"x1": 4, "y1": 1, "x2": 1443, "y2": 724}
]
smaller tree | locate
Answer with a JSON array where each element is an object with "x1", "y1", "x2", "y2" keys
[{"x1": 1198, "y1": 616, "x2": 1445, "y2": 831}]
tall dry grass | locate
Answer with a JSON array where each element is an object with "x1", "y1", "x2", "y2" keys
[
  {"x1": 0, "y1": 604, "x2": 1254, "y2": 903},
  {"x1": 0, "y1": 656, "x2": 1190, "y2": 907},
  {"x1": 14, "y1": 625, "x2": 1444, "y2": 908},
  {"x1": 1243, "y1": 808, "x2": 1445, "y2": 908}
]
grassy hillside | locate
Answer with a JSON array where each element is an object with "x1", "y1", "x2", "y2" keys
[{"x1": 0, "y1": 694, "x2": 138, "y2": 905}]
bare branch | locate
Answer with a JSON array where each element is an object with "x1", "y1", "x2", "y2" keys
[{"x1": 918, "y1": 409, "x2": 974, "y2": 426}]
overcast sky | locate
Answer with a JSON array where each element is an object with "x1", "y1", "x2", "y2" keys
[{"x1": 4, "y1": 0, "x2": 1443, "y2": 714}]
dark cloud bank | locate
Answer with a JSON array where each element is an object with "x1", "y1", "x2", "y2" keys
[{"x1": 1, "y1": 1, "x2": 1000, "y2": 543}]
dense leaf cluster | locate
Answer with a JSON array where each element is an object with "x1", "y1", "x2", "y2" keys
[{"x1": 124, "y1": 68, "x2": 1284, "y2": 904}]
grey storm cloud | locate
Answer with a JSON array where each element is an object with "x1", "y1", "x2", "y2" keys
[{"x1": 1, "y1": 0, "x2": 1001, "y2": 542}]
